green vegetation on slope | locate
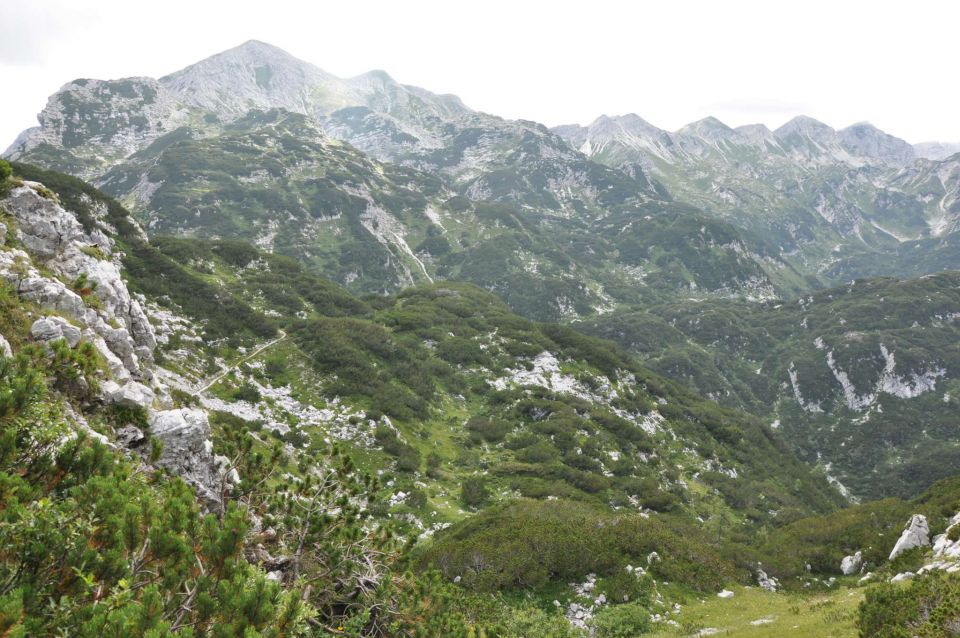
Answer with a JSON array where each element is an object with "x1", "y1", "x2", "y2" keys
[{"x1": 580, "y1": 272, "x2": 960, "y2": 500}]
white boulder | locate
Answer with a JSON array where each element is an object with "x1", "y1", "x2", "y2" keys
[
  {"x1": 0, "y1": 333, "x2": 11, "y2": 357},
  {"x1": 757, "y1": 568, "x2": 779, "y2": 592},
  {"x1": 841, "y1": 551, "x2": 863, "y2": 575},
  {"x1": 148, "y1": 408, "x2": 220, "y2": 505},
  {"x1": 107, "y1": 381, "x2": 155, "y2": 410},
  {"x1": 717, "y1": 590, "x2": 734, "y2": 598},
  {"x1": 889, "y1": 515, "x2": 930, "y2": 560},
  {"x1": 31, "y1": 316, "x2": 82, "y2": 347}
]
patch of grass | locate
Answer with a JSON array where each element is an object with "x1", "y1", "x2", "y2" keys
[{"x1": 647, "y1": 586, "x2": 862, "y2": 638}]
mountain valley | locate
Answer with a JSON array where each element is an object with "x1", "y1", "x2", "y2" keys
[{"x1": 2, "y1": 38, "x2": 960, "y2": 637}]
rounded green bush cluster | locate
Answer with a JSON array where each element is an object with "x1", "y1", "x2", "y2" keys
[{"x1": 858, "y1": 570, "x2": 960, "y2": 637}]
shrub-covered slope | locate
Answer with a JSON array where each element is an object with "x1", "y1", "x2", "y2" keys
[
  {"x1": 0, "y1": 161, "x2": 854, "y2": 636},
  {"x1": 580, "y1": 272, "x2": 960, "y2": 500}
]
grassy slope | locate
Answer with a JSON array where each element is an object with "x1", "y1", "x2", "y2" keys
[{"x1": 647, "y1": 586, "x2": 862, "y2": 638}]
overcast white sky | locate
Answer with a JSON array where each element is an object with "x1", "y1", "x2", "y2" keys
[{"x1": 1, "y1": 0, "x2": 957, "y2": 149}]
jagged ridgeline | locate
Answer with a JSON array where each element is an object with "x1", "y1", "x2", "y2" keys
[
  {"x1": 4, "y1": 41, "x2": 808, "y2": 323},
  {"x1": 1, "y1": 162, "x2": 858, "y2": 636},
  {"x1": 554, "y1": 115, "x2": 960, "y2": 281}
]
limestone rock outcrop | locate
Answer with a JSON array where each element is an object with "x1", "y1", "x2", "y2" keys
[
  {"x1": 840, "y1": 551, "x2": 863, "y2": 575},
  {"x1": 0, "y1": 185, "x2": 155, "y2": 378},
  {"x1": 31, "y1": 316, "x2": 82, "y2": 347},
  {"x1": 889, "y1": 515, "x2": 930, "y2": 561},
  {"x1": 148, "y1": 408, "x2": 220, "y2": 505}
]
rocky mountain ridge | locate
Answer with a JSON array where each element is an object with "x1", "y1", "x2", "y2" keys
[
  {"x1": 5, "y1": 42, "x2": 802, "y2": 321},
  {"x1": 555, "y1": 114, "x2": 960, "y2": 289},
  {"x1": 0, "y1": 175, "x2": 241, "y2": 506},
  {"x1": 7, "y1": 40, "x2": 959, "y2": 309}
]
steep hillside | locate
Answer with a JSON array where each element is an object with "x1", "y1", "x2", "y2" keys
[
  {"x1": 0, "y1": 160, "x2": 865, "y2": 635},
  {"x1": 580, "y1": 272, "x2": 960, "y2": 500}
]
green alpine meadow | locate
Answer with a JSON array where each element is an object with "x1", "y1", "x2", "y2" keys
[{"x1": 1, "y1": 4, "x2": 959, "y2": 635}]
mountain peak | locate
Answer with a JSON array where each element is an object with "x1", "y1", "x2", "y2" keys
[
  {"x1": 353, "y1": 69, "x2": 395, "y2": 83},
  {"x1": 163, "y1": 40, "x2": 322, "y2": 79},
  {"x1": 232, "y1": 39, "x2": 291, "y2": 54},
  {"x1": 838, "y1": 121, "x2": 914, "y2": 165},
  {"x1": 588, "y1": 113, "x2": 664, "y2": 136},
  {"x1": 159, "y1": 40, "x2": 342, "y2": 117},
  {"x1": 677, "y1": 116, "x2": 736, "y2": 141},
  {"x1": 775, "y1": 115, "x2": 835, "y2": 138},
  {"x1": 238, "y1": 38, "x2": 282, "y2": 49}
]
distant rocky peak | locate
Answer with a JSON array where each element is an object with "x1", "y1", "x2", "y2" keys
[
  {"x1": 159, "y1": 40, "x2": 343, "y2": 118},
  {"x1": 350, "y1": 68, "x2": 397, "y2": 87},
  {"x1": 838, "y1": 122, "x2": 915, "y2": 166},
  {"x1": 600, "y1": 114, "x2": 667, "y2": 137},
  {"x1": 913, "y1": 141, "x2": 960, "y2": 161},
  {"x1": 774, "y1": 115, "x2": 837, "y2": 142},
  {"x1": 677, "y1": 116, "x2": 736, "y2": 138}
]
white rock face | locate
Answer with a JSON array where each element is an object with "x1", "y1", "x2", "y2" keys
[
  {"x1": 105, "y1": 380, "x2": 155, "y2": 410},
  {"x1": 148, "y1": 408, "x2": 220, "y2": 504},
  {"x1": 889, "y1": 515, "x2": 930, "y2": 560},
  {"x1": 0, "y1": 333, "x2": 11, "y2": 357},
  {"x1": 840, "y1": 551, "x2": 863, "y2": 575},
  {"x1": 31, "y1": 316, "x2": 82, "y2": 348},
  {"x1": 0, "y1": 185, "x2": 156, "y2": 377},
  {"x1": 717, "y1": 590, "x2": 735, "y2": 598}
]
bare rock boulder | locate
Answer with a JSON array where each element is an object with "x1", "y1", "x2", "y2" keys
[{"x1": 889, "y1": 515, "x2": 930, "y2": 561}]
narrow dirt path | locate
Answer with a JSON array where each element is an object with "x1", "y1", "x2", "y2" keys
[{"x1": 193, "y1": 329, "x2": 287, "y2": 395}]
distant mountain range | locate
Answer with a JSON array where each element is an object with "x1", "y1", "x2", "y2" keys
[
  {"x1": 7, "y1": 41, "x2": 958, "y2": 303},
  {"x1": 5, "y1": 40, "x2": 960, "y2": 501}
]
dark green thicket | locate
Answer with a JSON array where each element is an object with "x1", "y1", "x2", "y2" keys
[
  {"x1": 858, "y1": 570, "x2": 960, "y2": 637},
  {"x1": 419, "y1": 499, "x2": 739, "y2": 592},
  {"x1": 0, "y1": 348, "x2": 301, "y2": 636},
  {"x1": 123, "y1": 241, "x2": 278, "y2": 341},
  {"x1": 287, "y1": 281, "x2": 842, "y2": 521},
  {"x1": 0, "y1": 159, "x2": 12, "y2": 197},
  {"x1": 580, "y1": 270, "x2": 960, "y2": 501}
]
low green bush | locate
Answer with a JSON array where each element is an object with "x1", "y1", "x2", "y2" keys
[
  {"x1": 590, "y1": 602, "x2": 652, "y2": 638},
  {"x1": 419, "y1": 499, "x2": 738, "y2": 592},
  {"x1": 858, "y1": 570, "x2": 960, "y2": 637},
  {"x1": 460, "y1": 476, "x2": 490, "y2": 508}
]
